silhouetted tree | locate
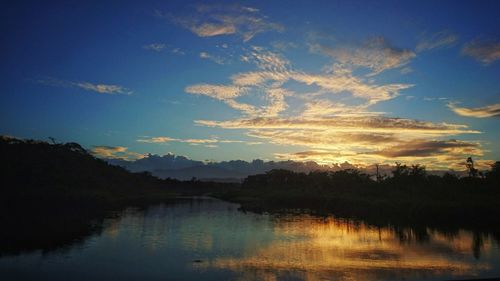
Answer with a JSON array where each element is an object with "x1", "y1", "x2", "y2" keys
[
  {"x1": 392, "y1": 162, "x2": 409, "y2": 178},
  {"x1": 410, "y1": 164, "x2": 426, "y2": 178},
  {"x1": 466, "y1": 157, "x2": 478, "y2": 177},
  {"x1": 486, "y1": 161, "x2": 500, "y2": 184},
  {"x1": 375, "y1": 164, "x2": 383, "y2": 182},
  {"x1": 48, "y1": 136, "x2": 57, "y2": 144}
]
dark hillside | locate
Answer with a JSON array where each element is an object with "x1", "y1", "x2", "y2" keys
[{"x1": 0, "y1": 136, "x2": 178, "y2": 256}]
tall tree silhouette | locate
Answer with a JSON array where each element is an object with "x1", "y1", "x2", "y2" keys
[{"x1": 466, "y1": 157, "x2": 478, "y2": 177}]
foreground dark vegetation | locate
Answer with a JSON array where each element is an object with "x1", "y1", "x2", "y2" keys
[
  {"x1": 1, "y1": 136, "x2": 500, "y2": 256},
  {"x1": 0, "y1": 136, "x2": 236, "y2": 256},
  {"x1": 215, "y1": 161, "x2": 500, "y2": 229}
]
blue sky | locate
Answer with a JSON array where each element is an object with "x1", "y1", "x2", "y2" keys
[{"x1": 1, "y1": 0, "x2": 499, "y2": 170}]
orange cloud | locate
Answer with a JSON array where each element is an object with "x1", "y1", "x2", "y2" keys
[{"x1": 448, "y1": 102, "x2": 500, "y2": 118}]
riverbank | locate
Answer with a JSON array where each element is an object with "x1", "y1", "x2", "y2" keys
[{"x1": 212, "y1": 169, "x2": 500, "y2": 230}]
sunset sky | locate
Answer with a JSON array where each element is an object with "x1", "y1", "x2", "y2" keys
[{"x1": 1, "y1": 1, "x2": 499, "y2": 169}]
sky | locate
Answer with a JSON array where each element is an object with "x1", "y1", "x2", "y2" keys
[{"x1": 1, "y1": 0, "x2": 499, "y2": 170}]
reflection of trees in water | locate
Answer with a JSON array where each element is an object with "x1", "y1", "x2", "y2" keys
[
  {"x1": 392, "y1": 226, "x2": 500, "y2": 260},
  {"x1": 204, "y1": 212, "x2": 495, "y2": 281},
  {"x1": 2, "y1": 197, "x2": 499, "y2": 281},
  {"x1": 472, "y1": 231, "x2": 484, "y2": 259},
  {"x1": 395, "y1": 226, "x2": 430, "y2": 244},
  {"x1": 0, "y1": 207, "x2": 107, "y2": 257}
]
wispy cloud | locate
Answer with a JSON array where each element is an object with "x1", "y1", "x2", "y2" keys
[
  {"x1": 167, "y1": 4, "x2": 283, "y2": 42},
  {"x1": 310, "y1": 37, "x2": 416, "y2": 76},
  {"x1": 416, "y1": 30, "x2": 458, "y2": 52},
  {"x1": 143, "y1": 43, "x2": 185, "y2": 55},
  {"x1": 193, "y1": 114, "x2": 480, "y2": 168},
  {"x1": 195, "y1": 116, "x2": 478, "y2": 136},
  {"x1": 186, "y1": 48, "x2": 297, "y2": 117},
  {"x1": 38, "y1": 77, "x2": 132, "y2": 95},
  {"x1": 240, "y1": 46, "x2": 290, "y2": 72},
  {"x1": 171, "y1": 48, "x2": 185, "y2": 55},
  {"x1": 91, "y1": 146, "x2": 144, "y2": 160},
  {"x1": 274, "y1": 140, "x2": 484, "y2": 169},
  {"x1": 292, "y1": 70, "x2": 412, "y2": 104},
  {"x1": 448, "y1": 102, "x2": 500, "y2": 118},
  {"x1": 185, "y1": 84, "x2": 246, "y2": 100},
  {"x1": 301, "y1": 100, "x2": 384, "y2": 117},
  {"x1": 143, "y1": 43, "x2": 166, "y2": 52},
  {"x1": 200, "y1": 51, "x2": 228, "y2": 65},
  {"x1": 191, "y1": 23, "x2": 236, "y2": 37},
  {"x1": 462, "y1": 40, "x2": 500, "y2": 64},
  {"x1": 75, "y1": 82, "x2": 132, "y2": 95},
  {"x1": 137, "y1": 136, "x2": 261, "y2": 147},
  {"x1": 184, "y1": 44, "x2": 484, "y2": 168},
  {"x1": 271, "y1": 41, "x2": 298, "y2": 51},
  {"x1": 373, "y1": 139, "x2": 481, "y2": 158},
  {"x1": 188, "y1": 45, "x2": 412, "y2": 122}
]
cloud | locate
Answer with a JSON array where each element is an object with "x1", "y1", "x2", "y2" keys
[
  {"x1": 274, "y1": 150, "x2": 345, "y2": 164},
  {"x1": 416, "y1": 30, "x2": 458, "y2": 52},
  {"x1": 196, "y1": 117, "x2": 478, "y2": 136},
  {"x1": 373, "y1": 139, "x2": 481, "y2": 158},
  {"x1": 260, "y1": 88, "x2": 290, "y2": 117},
  {"x1": 38, "y1": 77, "x2": 132, "y2": 95},
  {"x1": 199, "y1": 51, "x2": 228, "y2": 65},
  {"x1": 311, "y1": 37, "x2": 416, "y2": 75},
  {"x1": 301, "y1": 100, "x2": 383, "y2": 117},
  {"x1": 171, "y1": 48, "x2": 185, "y2": 55},
  {"x1": 183, "y1": 45, "x2": 484, "y2": 169},
  {"x1": 247, "y1": 129, "x2": 399, "y2": 151},
  {"x1": 292, "y1": 70, "x2": 413, "y2": 104},
  {"x1": 185, "y1": 83, "x2": 259, "y2": 115},
  {"x1": 143, "y1": 43, "x2": 185, "y2": 55},
  {"x1": 271, "y1": 41, "x2": 298, "y2": 51},
  {"x1": 235, "y1": 47, "x2": 412, "y2": 105},
  {"x1": 143, "y1": 43, "x2": 166, "y2": 51},
  {"x1": 137, "y1": 136, "x2": 260, "y2": 146},
  {"x1": 231, "y1": 71, "x2": 289, "y2": 86},
  {"x1": 274, "y1": 138, "x2": 484, "y2": 169},
  {"x1": 400, "y1": 67, "x2": 413, "y2": 74},
  {"x1": 190, "y1": 23, "x2": 237, "y2": 37},
  {"x1": 193, "y1": 115, "x2": 482, "y2": 168},
  {"x1": 462, "y1": 40, "x2": 500, "y2": 64},
  {"x1": 235, "y1": 47, "x2": 411, "y2": 105},
  {"x1": 75, "y1": 82, "x2": 132, "y2": 95},
  {"x1": 448, "y1": 102, "x2": 500, "y2": 118},
  {"x1": 170, "y1": 4, "x2": 283, "y2": 42},
  {"x1": 240, "y1": 46, "x2": 290, "y2": 71},
  {"x1": 90, "y1": 146, "x2": 144, "y2": 160},
  {"x1": 187, "y1": 48, "x2": 296, "y2": 116},
  {"x1": 185, "y1": 84, "x2": 245, "y2": 100}
]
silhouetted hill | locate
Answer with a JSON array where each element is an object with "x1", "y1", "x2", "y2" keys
[
  {"x1": 107, "y1": 153, "x2": 204, "y2": 172},
  {"x1": 106, "y1": 154, "x2": 354, "y2": 181},
  {"x1": 153, "y1": 165, "x2": 246, "y2": 181},
  {"x1": 0, "y1": 136, "x2": 206, "y2": 256},
  {"x1": 105, "y1": 153, "x2": 469, "y2": 181}
]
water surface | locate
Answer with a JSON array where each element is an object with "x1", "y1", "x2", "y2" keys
[{"x1": 1, "y1": 197, "x2": 500, "y2": 281}]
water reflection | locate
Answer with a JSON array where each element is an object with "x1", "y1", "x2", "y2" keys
[
  {"x1": 1, "y1": 197, "x2": 499, "y2": 281},
  {"x1": 201, "y1": 215, "x2": 495, "y2": 280}
]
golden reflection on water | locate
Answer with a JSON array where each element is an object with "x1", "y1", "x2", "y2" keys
[
  {"x1": 99, "y1": 201, "x2": 497, "y2": 281},
  {"x1": 196, "y1": 215, "x2": 491, "y2": 281}
]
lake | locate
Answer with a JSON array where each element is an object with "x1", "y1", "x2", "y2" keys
[{"x1": 1, "y1": 197, "x2": 500, "y2": 281}]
